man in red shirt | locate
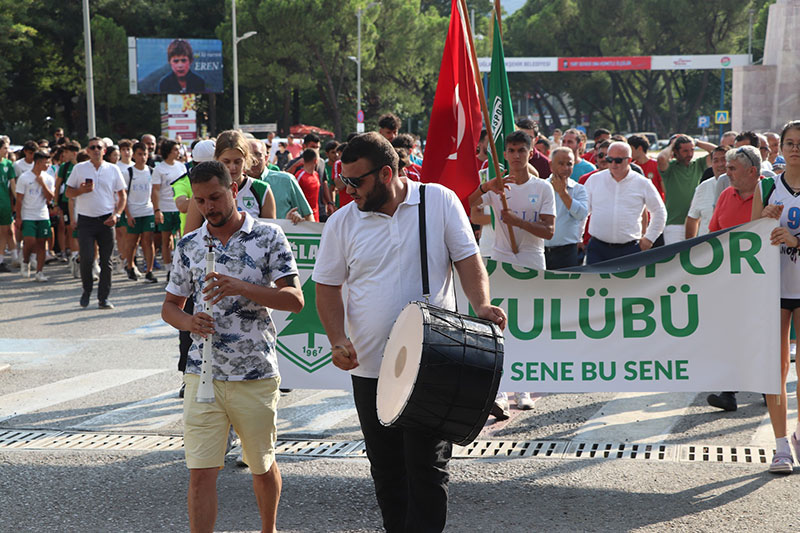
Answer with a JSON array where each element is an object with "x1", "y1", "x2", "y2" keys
[
  {"x1": 708, "y1": 145, "x2": 761, "y2": 232},
  {"x1": 584, "y1": 128, "x2": 611, "y2": 164},
  {"x1": 705, "y1": 144, "x2": 762, "y2": 412},
  {"x1": 295, "y1": 149, "x2": 321, "y2": 221},
  {"x1": 629, "y1": 134, "x2": 664, "y2": 200}
]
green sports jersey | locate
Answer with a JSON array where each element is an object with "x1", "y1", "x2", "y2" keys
[
  {"x1": 661, "y1": 158, "x2": 707, "y2": 225},
  {"x1": 0, "y1": 159, "x2": 13, "y2": 209},
  {"x1": 57, "y1": 161, "x2": 75, "y2": 204},
  {"x1": 262, "y1": 170, "x2": 312, "y2": 219},
  {"x1": 170, "y1": 174, "x2": 192, "y2": 236},
  {"x1": 237, "y1": 177, "x2": 270, "y2": 218}
]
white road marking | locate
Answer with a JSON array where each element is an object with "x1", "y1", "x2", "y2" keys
[
  {"x1": 278, "y1": 390, "x2": 358, "y2": 437},
  {"x1": 73, "y1": 391, "x2": 183, "y2": 431},
  {"x1": 0, "y1": 369, "x2": 166, "y2": 423},
  {"x1": 575, "y1": 391, "x2": 699, "y2": 443},
  {"x1": 124, "y1": 320, "x2": 174, "y2": 336},
  {"x1": 751, "y1": 365, "x2": 798, "y2": 446}
]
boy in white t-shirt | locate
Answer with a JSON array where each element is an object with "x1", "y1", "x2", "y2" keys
[
  {"x1": 467, "y1": 129, "x2": 556, "y2": 416},
  {"x1": 123, "y1": 141, "x2": 158, "y2": 283},
  {"x1": 15, "y1": 151, "x2": 56, "y2": 281},
  {"x1": 151, "y1": 139, "x2": 187, "y2": 274}
]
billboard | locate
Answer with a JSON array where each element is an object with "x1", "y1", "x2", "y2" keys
[{"x1": 128, "y1": 37, "x2": 223, "y2": 94}]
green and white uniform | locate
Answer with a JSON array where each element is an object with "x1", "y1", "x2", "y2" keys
[
  {"x1": 236, "y1": 177, "x2": 271, "y2": 218},
  {"x1": 0, "y1": 159, "x2": 14, "y2": 225}
]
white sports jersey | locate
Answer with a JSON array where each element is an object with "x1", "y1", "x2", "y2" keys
[{"x1": 767, "y1": 173, "x2": 800, "y2": 298}]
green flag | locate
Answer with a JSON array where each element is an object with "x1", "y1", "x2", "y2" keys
[{"x1": 487, "y1": 12, "x2": 515, "y2": 180}]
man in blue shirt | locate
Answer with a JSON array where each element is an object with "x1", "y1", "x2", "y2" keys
[{"x1": 544, "y1": 147, "x2": 589, "y2": 269}]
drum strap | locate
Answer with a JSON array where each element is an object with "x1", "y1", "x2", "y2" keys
[{"x1": 418, "y1": 184, "x2": 430, "y2": 301}]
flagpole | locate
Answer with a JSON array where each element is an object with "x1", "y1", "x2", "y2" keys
[
  {"x1": 494, "y1": 0, "x2": 502, "y2": 37},
  {"x1": 458, "y1": 0, "x2": 518, "y2": 253}
]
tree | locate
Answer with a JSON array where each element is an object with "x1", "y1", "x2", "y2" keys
[{"x1": 279, "y1": 277, "x2": 327, "y2": 350}]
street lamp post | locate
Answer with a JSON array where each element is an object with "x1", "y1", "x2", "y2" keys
[
  {"x1": 232, "y1": 0, "x2": 257, "y2": 130},
  {"x1": 82, "y1": 0, "x2": 96, "y2": 137},
  {"x1": 351, "y1": 3, "x2": 378, "y2": 133}
]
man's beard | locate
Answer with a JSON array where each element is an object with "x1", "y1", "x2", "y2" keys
[
  {"x1": 207, "y1": 205, "x2": 235, "y2": 227},
  {"x1": 358, "y1": 178, "x2": 390, "y2": 212}
]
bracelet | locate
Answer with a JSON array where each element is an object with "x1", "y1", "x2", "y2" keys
[
  {"x1": 479, "y1": 183, "x2": 486, "y2": 194},
  {"x1": 155, "y1": 209, "x2": 161, "y2": 212}
]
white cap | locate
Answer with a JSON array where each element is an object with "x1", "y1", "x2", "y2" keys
[{"x1": 192, "y1": 140, "x2": 216, "y2": 162}]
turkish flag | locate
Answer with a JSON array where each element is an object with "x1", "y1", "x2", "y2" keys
[{"x1": 421, "y1": 0, "x2": 482, "y2": 212}]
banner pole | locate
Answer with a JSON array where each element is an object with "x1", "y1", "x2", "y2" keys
[{"x1": 458, "y1": 0, "x2": 518, "y2": 254}]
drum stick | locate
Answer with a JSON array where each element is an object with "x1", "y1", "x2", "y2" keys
[{"x1": 196, "y1": 237, "x2": 216, "y2": 404}]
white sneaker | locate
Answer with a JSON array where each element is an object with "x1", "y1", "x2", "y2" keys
[
  {"x1": 92, "y1": 260, "x2": 100, "y2": 281},
  {"x1": 70, "y1": 255, "x2": 80, "y2": 278},
  {"x1": 490, "y1": 396, "x2": 510, "y2": 420},
  {"x1": 515, "y1": 392, "x2": 536, "y2": 410},
  {"x1": 20, "y1": 261, "x2": 30, "y2": 278},
  {"x1": 34, "y1": 271, "x2": 48, "y2": 282}
]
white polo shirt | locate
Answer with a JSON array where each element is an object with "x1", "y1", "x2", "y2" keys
[
  {"x1": 584, "y1": 168, "x2": 666, "y2": 244},
  {"x1": 67, "y1": 160, "x2": 126, "y2": 217},
  {"x1": 152, "y1": 160, "x2": 187, "y2": 212},
  {"x1": 312, "y1": 180, "x2": 479, "y2": 379}
]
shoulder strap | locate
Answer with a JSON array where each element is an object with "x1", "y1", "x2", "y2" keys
[
  {"x1": 127, "y1": 166, "x2": 134, "y2": 193},
  {"x1": 761, "y1": 176, "x2": 776, "y2": 207},
  {"x1": 419, "y1": 184, "x2": 429, "y2": 300}
]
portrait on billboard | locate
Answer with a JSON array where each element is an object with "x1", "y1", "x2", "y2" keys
[{"x1": 134, "y1": 38, "x2": 223, "y2": 94}]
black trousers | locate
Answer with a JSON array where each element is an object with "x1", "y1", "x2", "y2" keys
[
  {"x1": 351, "y1": 375, "x2": 451, "y2": 533},
  {"x1": 77, "y1": 214, "x2": 114, "y2": 302},
  {"x1": 178, "y1": 297, "x2": 194, "y2": 372},
  {"x1": 545, "y1": 243, "x2": 580, "y2": 270},
  {"x1": 586, "y1": 238, "x2": 640, "y2": 265}
]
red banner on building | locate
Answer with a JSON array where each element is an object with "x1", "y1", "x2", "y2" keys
[{"x1": 558, "y1": 56, "x2": 652, "y2": 71}]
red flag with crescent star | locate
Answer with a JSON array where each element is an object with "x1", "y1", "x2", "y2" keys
[{"x1": 421, "y1": 0, "x2": 482, "y2": 212}]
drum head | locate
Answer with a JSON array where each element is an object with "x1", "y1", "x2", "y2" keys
[{"x1": 377, "y1": 303, "x2": 424, "y2": 426}]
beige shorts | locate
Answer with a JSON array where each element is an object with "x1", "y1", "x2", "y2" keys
[{"x1": 183, "y1": 373, "x2": 280, "y2": 475}]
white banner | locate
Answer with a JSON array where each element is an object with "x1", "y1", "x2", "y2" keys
[
  {"x1": 270, "y1": 219, "x2": 780, "y2": 394},
  {"x1": 650, "y1": 54, "x2": 751, "y2": 70},
  {"x1": 477, "y1": 57, "x2": 558, "y2": 72}
]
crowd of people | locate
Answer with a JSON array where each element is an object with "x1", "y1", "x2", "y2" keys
[{"x1": 4, "y1": 114, "x2": 800, "y2": 531}]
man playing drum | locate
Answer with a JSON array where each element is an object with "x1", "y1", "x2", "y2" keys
[{"x1": 314, "y1": 132, "x2": 507, "y2": 532}]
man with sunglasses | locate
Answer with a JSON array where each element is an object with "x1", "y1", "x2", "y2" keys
[
  {"x1": 314, "y1": 132, "x2": 507, "y2": 533},
  {"x1": 66, "y1": 137, "x2": 127, "y2": 309},
  {"x1": 585, "y1": 142, "x2": 666, "y2": 264},
  {"x1": 657, "y1": 134, "x2": 717, "y2": 245}
]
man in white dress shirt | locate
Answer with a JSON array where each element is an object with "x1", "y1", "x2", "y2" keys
[
  {"x1": 584, "y1": 142, "x2": 666, "y2": 264},
  {"x1": 66, "y1": 137, "x2": 127, "y2": 308}
]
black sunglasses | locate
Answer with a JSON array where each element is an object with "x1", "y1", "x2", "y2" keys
[
  {"x1": 596, "y1": 153, "x2": 607, "y2": 161},
  {"x1": 341, "y1": 166, "x2": 382, "y2": 188},
  {"x1": 605, "y1": 156, "x2": 628, "y2": 164},
  {"x1": 87, "y1": 145, "x2": 103, "y2": 150}
]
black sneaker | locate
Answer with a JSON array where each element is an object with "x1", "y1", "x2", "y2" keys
[
  {"x1": 126, "y1": 267, "x2": 139, "y2": 281},
  {"x1": 145, "y1": 271, "x2": 158, "y2": 283},
  {"x1": 0, "y1": 263, "x2": 10, "y2": 273},
  {"x1": 80, "y1": 292, "x2": 90, "y2": 308},
  {"x1": 178, "y1": 383, "x2": 185, "y2": 398},
  {"x1": 98, "y1": 300, "x2": 115, "y2": 309},
  {"x1": 707, "y1": 392, "x2": 737, "y2": 412}
]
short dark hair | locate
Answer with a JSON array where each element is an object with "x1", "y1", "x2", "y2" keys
[
  {"x1": 673, "y1": 135, "x2": 694, "y2": 152},
  {"x1": 395, "y1": 148, "x2": 410, "y2": 170},
  {"x1": 378, "y1": 113, "x2": 401, "y2": 131},
  {"x1": 303, "y1": 133, "x2": 321, "y2": 145},
  {"x1": 535, "y1": 137, "x2": 550, "y2": 150},
  {"x1": 516, "y1": 119, "x2": 538, "y2": 137},
  {"x1": 593, "y1": 128, "x2": 611, "y2": 141},
  {"x1": 167, "y1": 39, "x2": 193, "y2": 61},
  {"x1": 391, "y1": 133, "x2": 415, "y2": 151},
  {"x1": 341, "y1": 132, "x2": 398, "y2": 176},
  {"x1": 712, "y1": 146, "x2": 730, "y2": 156},
  {"x1": 735, "y1": 130, "x2": 760, "y2": 148},
  {"x1": 160, "y1": 139, "x2": 179, "y2": 159},
  {"x1": 627, "y1": 134, "x2": 650, "y2": 152},
  {"x1": 479, "y1": 129, "x2": 488, "y2": 142},
  {"x1": 190, "y1": 160, "x2": 231, "y2": 187},
  {"x1": 324, "y1": 140, "x2": 339, "y2": 153},
  {"x1": 302, "y1": 148, "x2": 317, "y2": 163},
  {"x1": 596, "y1": 139, "x2": 612, "y2": 150},
  {"x1": 118, "y1": 139, "x2": 133, "y2": 149},
  {"x1": 505, "y1": 129, "x2": 532, "y2": 149},
  {"x1": 65, "y1": 140, "x2": 81, "y2": 151},
  {"x1": 88, "y1": 136, "x2": 104, "y2": 146},
  {"x1": 0, "y1": 139, "x2": 6, "y2": 149},
  {"x1": 132, "y1": 142, "x2": 148, "y2": 154},
  {"x1": 336, "y1": 142, "x2": 347, "y2": 153},
  {"x1": 23, "y1": 140, "x2": 38, "y2": 152},
  {"x1": 33, "y1": 151, "x2": 50, "y2": 162}
]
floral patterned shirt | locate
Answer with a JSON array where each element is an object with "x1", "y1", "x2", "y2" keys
[{"x1": 166, "y1": 212, "x2": 298, "y2": 381}]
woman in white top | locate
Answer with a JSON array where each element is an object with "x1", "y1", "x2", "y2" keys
[{"x1": 752, "y1": 120, "x2": 800, "y2": 474}]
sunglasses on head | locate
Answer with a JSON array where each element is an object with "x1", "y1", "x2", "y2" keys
[
  {"x1": 605, "y1": 156, "x2": 628, "y2": 164},
  {"x1": 341, "y1": 166, "x2": 382, "y2": 188}
]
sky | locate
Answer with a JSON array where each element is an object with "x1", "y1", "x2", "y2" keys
[{"x1": 503, "y1": 0, "x2": 525, "y2": 15}]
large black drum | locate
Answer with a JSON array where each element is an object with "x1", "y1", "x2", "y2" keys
[{"x1": 376, "y1": 302, "x2": 504, "y2": 446}]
